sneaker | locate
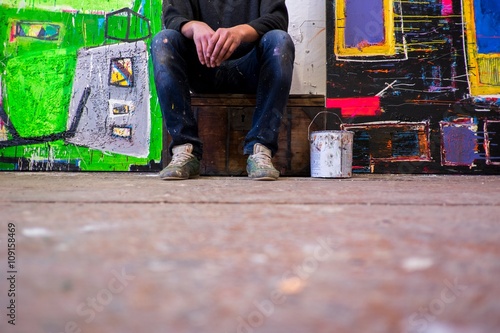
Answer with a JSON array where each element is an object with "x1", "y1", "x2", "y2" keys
[
  {"x1": 159, "y1": 144, "x2": 200, "y2": 180},
  {"x1": 246, "y1": 143, "x2": 280, "y2": 181}
]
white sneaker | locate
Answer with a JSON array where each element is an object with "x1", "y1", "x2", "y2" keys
[
  {"x1": 159, "y1": 144, "x2": 200, "y2": 180},
  {"x1": 246, "y1": 143, "x2": 279, "y2": 181}
]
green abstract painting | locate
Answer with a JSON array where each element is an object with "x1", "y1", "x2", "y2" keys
[{"x1": 0, "y1": 0, "x2": 163, "y2": 171}]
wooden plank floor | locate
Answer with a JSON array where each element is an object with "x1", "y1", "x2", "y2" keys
[{"x1": 1, "y1": 173, "x2": 500, "y2": 333}]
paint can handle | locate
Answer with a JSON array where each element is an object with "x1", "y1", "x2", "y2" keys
[{"x1": 307, "y1": 111, "x2": 344, "y2": 139}]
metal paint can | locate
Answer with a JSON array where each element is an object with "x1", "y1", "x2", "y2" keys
[{"x1": 308, "y1": 112, "x2": 354, "y2": 178}]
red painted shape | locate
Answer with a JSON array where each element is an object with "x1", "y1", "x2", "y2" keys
[
  {"x1": 10, "y1": 23, "x2": 16, "y2": 42},
  {"x1": 441, "y1": 0, "x2": 453, "y2": 16},
  {"x1": 326, "y1": 96, "x2": 381, "y2": 117}
]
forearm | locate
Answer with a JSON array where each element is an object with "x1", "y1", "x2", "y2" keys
[
  {"x1": 180, "y1": 21, "x2": 198, "y2": 39},
  {"x1": 232, "y1": 24, "x2": 259, "y2": 43},
  {"x1": 181, "y1": 22, "x2": 258, "y2": 42}
]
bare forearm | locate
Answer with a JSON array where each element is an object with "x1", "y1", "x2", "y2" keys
[
  {"x1": 232, "y1": 24, "x2": 259, "y2": 43},
  {"x1": 180, "y1": 21, "x2": 199, "y2": 39},
  {"x1": 181, "y1": 22, "x2": 258, "y2": 42}
]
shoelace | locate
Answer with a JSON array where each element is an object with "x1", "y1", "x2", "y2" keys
[
  {"x1": 252, "y1": 152, "x2": 273, "y2": 167},
  {"x1": 170, "y1": 152, "x2": 193, "y2": 166}
]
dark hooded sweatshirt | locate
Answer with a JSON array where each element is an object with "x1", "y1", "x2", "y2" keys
[{"x1": 163, "y1": 0, "x2": 289, "y2": 59}]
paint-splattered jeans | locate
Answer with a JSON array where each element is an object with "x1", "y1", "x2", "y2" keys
[{"x1": 151, "y1": 29, "x2": 295, "y2": 160}]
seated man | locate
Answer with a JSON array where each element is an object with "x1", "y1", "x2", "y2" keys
[{"x1": 151, "y1": 0, "x2": 295, "y2": 180}]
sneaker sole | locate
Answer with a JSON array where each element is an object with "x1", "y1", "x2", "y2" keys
[
  {"x1": 250, "y1": 176, "x2": 278, "y2": 181},
  {"x1": 160, "y1": 174, "x2": 200, "y2": 180}
]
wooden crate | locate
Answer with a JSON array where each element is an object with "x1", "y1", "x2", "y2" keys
[{"x1": 163, "y1": 94, "x2": 334, "y2": 176}]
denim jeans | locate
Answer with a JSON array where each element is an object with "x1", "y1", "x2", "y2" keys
[{"x1": 151, "y1": 29, "x2": 295, "y2": 160}]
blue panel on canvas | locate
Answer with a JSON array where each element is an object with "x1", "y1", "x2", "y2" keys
[
  {"x1": 344, "y1": 0, "x2": 385, "y2": 47},
  {"x1": 474, "y1": 0, "x2": 500, "y2": 53}
]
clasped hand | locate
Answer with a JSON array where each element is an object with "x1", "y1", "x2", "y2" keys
[{"x1": 186, "y1": 21, "x2": 244, "y2": 68}]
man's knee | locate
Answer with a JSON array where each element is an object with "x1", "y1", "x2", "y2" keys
[
  {"x1": 261, "y1": 30, "x2": 295, "y2": 53},
  {"x1": 151, "y1": 29, "x2": 184, "y2": 53}
]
